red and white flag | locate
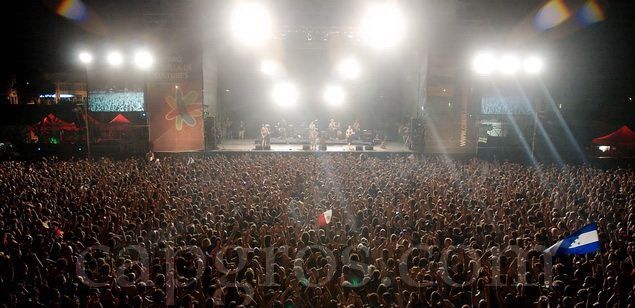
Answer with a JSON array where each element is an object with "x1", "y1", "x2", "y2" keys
[
  {"x1": 54, "y1": 227, "x2": 64, "y2": 238},
  {"x1": 317, "y1": 209, "x2": 333, "y2": 227}
]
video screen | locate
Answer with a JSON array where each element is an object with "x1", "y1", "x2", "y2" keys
[
  {"x1": 481, "y1": 96, "x2": 532, "y2": 115},
  {"x1": 89, "y1": 90, "x2": 145, "y2": 112}
]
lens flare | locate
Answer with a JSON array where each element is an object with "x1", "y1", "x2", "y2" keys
[
  {"x1": 576, "y1": 0, "x2": 606, "y2": 26},
  {"x1": 534, "y1": 0, "x2": 571, "y2": 31}
]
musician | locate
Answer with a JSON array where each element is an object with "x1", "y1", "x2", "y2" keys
[
  {"x1": 328, "y1": 119, "x2": 337, "y2": 139},
  {"x1": 352, "y1": 119, "x2": 361, "y2": 135},
  {"x1": 346, "y1": 125, "x2": 354, "y2": 145},
  {"x1": 260, "y1": 124, "x2": 270, "y2": 148},
  {"x1": 309, "y1": 119, "x2": 318, "y2": 131},
  {"x1": 238, "y1": 121, "x2": 245, "y2": 139},
  {"x1": 310, "y1": 127, "x2": 319, "y2": 150}
]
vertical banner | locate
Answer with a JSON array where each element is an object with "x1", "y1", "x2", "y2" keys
[{"x1": 147, "y1": 44, "x2": 204, "y2": 152}]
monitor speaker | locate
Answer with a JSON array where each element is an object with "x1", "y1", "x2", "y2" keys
[
  {"x1": 364, "y1": 145, "x2": 374, "y2": 150},
  {"x1": 319, "y1": 145, "x2": 327, "y2": 151},
  {"x1": 302, "y1": 145, "x2": 310, "y2": 150},
  {"x1": 355, "y1": 145, "x2": 363, "y2": 151}
]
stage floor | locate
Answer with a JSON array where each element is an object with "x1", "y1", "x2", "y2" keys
[{"x1": 213, "y1": 139, "x2": 412, "y2": 153}]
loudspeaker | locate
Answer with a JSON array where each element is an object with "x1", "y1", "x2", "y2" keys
[
  {"x1": 355, "y1": 145, "x2": 363, "y2": 151},
  {"x1": 255, "y1": 145, "x2": 263, "y2": 150},
  {"x1": 264, "y1": 145, "x2": 271, "y2": 150},
  {"x1": 204, "y1": 117, "x2": 217, "y2": 150},
  {"x1": 411, "y1": 117, "x2": 425, "y2": 152},
  {"x1": 364, "y1": 145, "x2": 374, "y2": 150},
  {"x1": 302, "y1": 145, "x2": 310, "y2": 150},
  {"x1": 319, "y1": 145, "x2": 327, "y2": 151}
]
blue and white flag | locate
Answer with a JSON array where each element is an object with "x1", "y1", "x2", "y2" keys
[{"x1": 544, "y1": 222, "x2": 601, "y2": 256}]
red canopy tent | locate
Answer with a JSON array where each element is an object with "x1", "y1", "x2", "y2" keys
[
  {"x1": 592, "y1": 125, "x2": 635, "y2": 147},
  {"x1": 37, "y1": 113, "x2": 80, "y2": 132},
  {"x1": 109, "y1": 114, "x2": 131, "y2": 125}
]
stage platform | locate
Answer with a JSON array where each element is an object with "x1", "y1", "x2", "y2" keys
[{"x1": 212, "y1": 139, "x2": 412, "y2": 153}]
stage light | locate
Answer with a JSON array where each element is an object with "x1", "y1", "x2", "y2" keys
[
  {"x1": 323, "y1": 85, "x2": 345, "y2": 106},
  {"x1": 134, "y1": 50, "x2": 154, "y2": 69},
  {"x1": 260, "y1": 59, "x2": 280, "y2": 77},
  {"x1": 498, "y1": 54, "x2": 520, "y2": 75},
  {"x1": 337, "y1": 57, "x2": 361, "y2": 80},
  {"x1": 78, "y1": 51, "x2": 93, "y2": 64},
  {"x1": 106, "y1": 51, "x2": 123, "y2": 66},
  {"x1": 272, "y1": 82, "x2": 299, "y2": 107},
  {"x1": 359, "y1": 3, "x2": 406, "y2": 50},
  {"x1": 473, "y1": 52, "x2": 496, "y2": 75},
  {"x1": 523, "y1": 56, "x2": 544, "y2": 74},
  {"x1": 230, "y1": 2, "x2": 273, "y2": 47}
]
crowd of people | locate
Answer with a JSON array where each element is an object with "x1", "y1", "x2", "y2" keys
[
  {"x1": 88, "y1": 92, "x2": 145, "y2": 112},
  {"x1": 0, "y1": 154, "x2": 633, "y2": 307}
]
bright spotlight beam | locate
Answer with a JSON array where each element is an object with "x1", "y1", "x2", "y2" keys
[
  {"x1": 323, "y1": 85, "x2": 345, "y2": 106},
  {"x1": 337, "y1": 57, "x2": 361, "y2": 80},
  {"x1": 78, "y1": 51, "x2": 93, "y2": 64},
  {"x1": 134, "y1": 50, "x2": 154, "y2": 70},
  {"x1": 231, "y1": 2, "x2": 273, "y2": 47},
  {"x1": 473, "y1": 52, "x2": 496, "y2": 75},
  {"x1": 498, "y1": 54, "x2": 520, "y2": 75},
  {"x1": 359, "y1": 3, "x2": 406, "y2": 50},
  {"x1": 272, "y1": 82, "x2": 299, "y2": 107},
  {"x1": 260, "y1": 60, "x2": 280, "y2": 77},
  {"x1": 523, "y1": 56, "x2": 544, "y2": 74},
  {"x1": 106, "y1": 51, "x2": 123, "y2": 66}
]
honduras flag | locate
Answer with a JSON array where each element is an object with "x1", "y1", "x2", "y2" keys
[{"x1": 544, "y1": 222, "x2": 601, "y2": 256}]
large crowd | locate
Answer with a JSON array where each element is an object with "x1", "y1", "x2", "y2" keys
[
  {"x1": 88, "y1": 92, "x2": 145, "y2": 112},
  {"x1": 0, "y1": 155, "x2": 633, "y2": 307}
]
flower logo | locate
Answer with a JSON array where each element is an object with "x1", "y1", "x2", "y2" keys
[{"x1": 164, "y1": 88, "x2": 202, "y2": 131}]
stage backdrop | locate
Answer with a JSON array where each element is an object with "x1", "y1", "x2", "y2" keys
[{"x1": 147, "y1": 46, "x2": 204, "y2": 152}]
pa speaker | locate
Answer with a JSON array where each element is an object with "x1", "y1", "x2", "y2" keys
[
  {"x1": 364, "y1": 145, "x2": 374, "y2": 150},
  {"x1": 319, "y1": 145, "x2": 327, "y2": 151},
  {"x1": 355, "y1": 145, "x2": 363, "y2": 151},
  {"x1": 264, "y1": 145, "x2": 271, "y2": 150},
  {"x1": 254, "y1": 145, "x2": 263, "y2": 150},
  {"x1": 302, "y1": 145, "x2": 310, "y2": 150}
]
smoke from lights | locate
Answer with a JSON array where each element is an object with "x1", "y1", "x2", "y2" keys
[
  {"x1": 359, "y1": 3, "x2": 406, "y2": 50},
  {"x1": 230, "y1": 2, "x2": 273, "y2": 47},
  {"x1": 323, "y1": 85, "x2": 345, "y2": 106},
  {"x1": 337, "y1": 57, "x2": 361, "y2": 80},
  {"x1": 272, "y1": 82, "x2": 299, "y2": 107}
]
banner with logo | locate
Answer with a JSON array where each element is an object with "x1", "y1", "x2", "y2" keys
[{"x1": 147, "y1": 45, "x2": 204, "y2": 152}]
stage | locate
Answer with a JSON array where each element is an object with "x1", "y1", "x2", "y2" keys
[{"x1": 212, "y1": 139, "x2": 412, "y2": 153}]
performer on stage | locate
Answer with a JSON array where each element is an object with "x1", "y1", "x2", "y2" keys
[
  {"x1": 328, "y1": 119, "x2": 339, "y2": 139},
  {"x1": 238, "y1": 121, "x2": 245, "y2": 139},
  {"x1": 346, "y1": 125, "x2": 354, "y2": 145},
  {"x1": 310, "y1": 127, "x2": 319, "y2": 150},
  {"x1": 352, "y1": 119, "x2": 361, "y2": 134},
  {"x1": 260, "y1": 124, "x2": 270, "y2": 148},
  {"x1": 309, "y1": 119, "x2": 318, "y2": 132}
]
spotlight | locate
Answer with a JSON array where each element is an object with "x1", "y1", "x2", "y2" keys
[
  {"x1": 106, "y1": 51, "x2": 123, "y2": 66},
  {"x1": 78, "y1": 51, "x2": 93, "y2": 64},
  {"x1": 230, "y1": 2, "x2": 273, "y2": 47},
  {"x1": 134, "y1": 50, "x2": 154, "y2": 69},
  {"x1": 498, "y1": 54, "x2": 520, "y2": 75},
  {"x1": 272, "y1": 82, "x2": 299, "y2": 107},
  {"x1": 260, "y1": 59, "x2": 280, "y2": 77},
  {"x1": 473, "y1": 52, "x2": 496, "y2": 75},
  {"x1": 337, "y1": 57, "x2": 361, "y2": 80},
  {"x1": 359, "y1": 3, "x2": 406, "y2": 50},
  {"x1": 523, "y1": 56, "x2": 544, "y2": 74},
  {"x1": 323, "y1": 85, "x2": 345, "y2": 106}
]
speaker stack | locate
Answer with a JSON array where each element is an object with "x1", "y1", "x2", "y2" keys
[
  {"x1": 204, "y1": 117, "x2": 217, "y2": 150},
  {"x1": 411, "y1": 117, "x2": 425, "y2": 153}
]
